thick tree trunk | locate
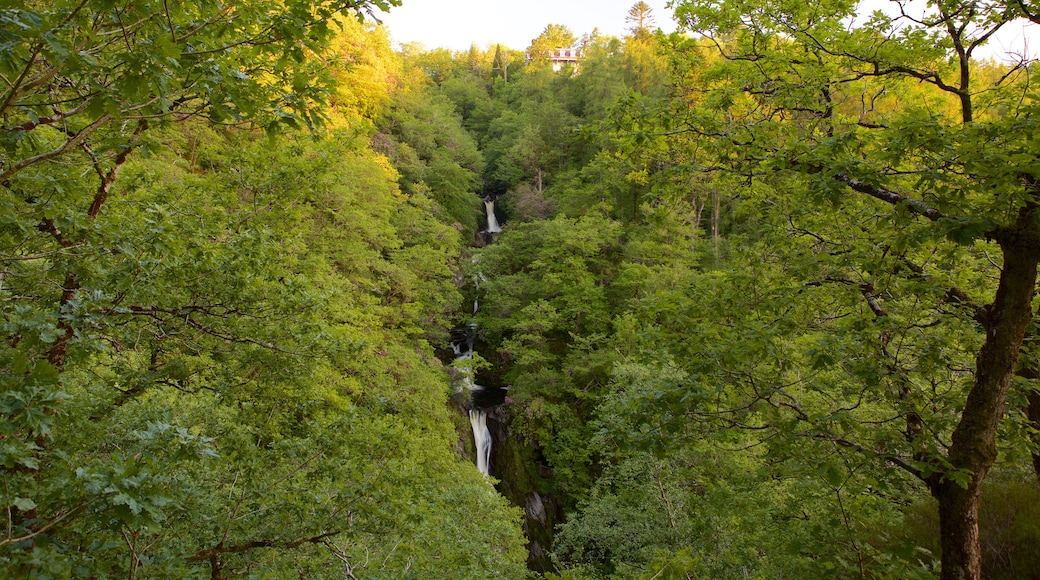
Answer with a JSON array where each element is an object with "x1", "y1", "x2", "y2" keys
[
  {"x1": 936, "y1": 477, "x2": 985, "y2": 580},
  {"x1": 934, "y1": 211, "x2": 1039, "y2": 580}
]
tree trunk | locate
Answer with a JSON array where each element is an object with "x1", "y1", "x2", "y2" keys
[
  {"x1": 934, "y1": 210, "x2": 1039, "y2": 580},
  {"x1": 936, "y1": 477, "x2": 985, "y2": 580},
  {"x1": 1019, "y1": 299, "x2": 1040, "y2": 486},
  {"x1": 1027, "y1": 387, "x2": 1040, "y2": 484},
  {"x1": 1020, "y1": 305, "x2": 1040, "y2": 484},
  {"x1": 711, "y1": 188, "x2": 721, "y2": 257}
]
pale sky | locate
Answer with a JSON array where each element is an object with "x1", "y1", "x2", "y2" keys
[
  {"x1": 373, "y1": 0, "x2": 677, "y2": 51},
  {"x1": 372, "y1": 0, "x2": 1037, "y2": 61}
]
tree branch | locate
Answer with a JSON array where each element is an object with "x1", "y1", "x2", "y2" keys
[
  {"x1": 187, "y1": 531, "x2": 341, "y2": 562},
  {"x1": 0, "y1": 499, "x2": 94, "y2": 547},
  {"x1": 0, "y1": 114, "x2": 113, "y2": 182},
  {"x1": 1016, "y1": 0, "x2": 1040, "y2": 25},
  {"x1": 811, "y1": 432, "x2": 925, "y2": 480},
  {"x1": 87, "y1": 119, "x2": 148, "y2": 218},
  {"x1": 834, "y1": 173, "x2": 943, "y2": 221}
]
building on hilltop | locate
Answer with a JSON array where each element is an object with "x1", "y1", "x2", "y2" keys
[
  {"x1": 548, "y1": 47, "x2": 580, "y2": 72},
  {"x1": 525, "y1": 46, "x2": 582, "y2": 73}
]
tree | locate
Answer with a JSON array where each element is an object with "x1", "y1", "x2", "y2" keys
[
  {"x1": 663, "y1": 1, "x2": 1040, "y2": 577},
  {"x1": 1, "y1": 0, "x2": 400, "y2": 178},
  {"x1": 527, "y1": 23, "x2": 577, "y2": 69},
  {"x1": 626, "y1": 2, "x2": 656, "y2": 37},
  {"x1": 493, "y1": 43, "x2": 513, "y2": 84},
  {"x1": 1, "y1": 113, "x2": 529, "y2": 577},
  {"x1": 375, "y1": 81, "x2": 485, "y2": 234},
  {"x1": 0, "y1": 0, "x2": 401, "y2": 372}
]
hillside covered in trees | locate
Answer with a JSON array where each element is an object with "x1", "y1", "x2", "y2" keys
[{"x1": 2, "y1": 0, "x2": 1039, "y2": 579}]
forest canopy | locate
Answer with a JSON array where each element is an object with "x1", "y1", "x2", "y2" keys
[{"x1": 2, "y1": 1, "x2": 1039, "y2": 579}]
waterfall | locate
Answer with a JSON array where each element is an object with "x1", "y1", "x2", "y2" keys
[
  {"x1": 473, "y1": 272, "x2": 486, "y2": 315},
  {"x1": 451, "y1": 324, "x2": 495, "y2": 475},
  {"x1": 469, "y1": 408, "x2": 492, "y2": 475},
  {"x1": 451, "y1": 325, "x2": 476, "y2": 392},
  {"x1": 484, "y1": 199, "x2": 502, "y2": 233},
  {"x1": 451, "y1": 201, "x2": 506, "y2": 476},
  {"x1": 453, "y1": 323, "x2": 505, "y2": 475}
]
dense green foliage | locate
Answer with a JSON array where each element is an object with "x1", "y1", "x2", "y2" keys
[
  {"x1": 1, "y1": 8, "x2": 527, "y2": 577},
  {"x1": 4, "y1": 0, "x2": 1039, "y2": 578}
]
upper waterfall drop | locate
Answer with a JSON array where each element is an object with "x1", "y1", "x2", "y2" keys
[{"x1": 485, "y1": 199, "x2": 502, "y2": 233}]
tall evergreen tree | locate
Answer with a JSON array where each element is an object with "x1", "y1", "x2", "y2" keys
[{"x1": 626, "y1": 2, "x2": 656, "y2": 37}]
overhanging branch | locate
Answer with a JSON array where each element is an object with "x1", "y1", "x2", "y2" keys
[
  {"x1": 834, "y1": 173, "x2": 943, "y2": 221},
  {"x1": 187, "y1": 530, "x2": 341, "y2": 562}
]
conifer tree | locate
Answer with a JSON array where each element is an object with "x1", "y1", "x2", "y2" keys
[{"x1": 626, "y1": 1, "x2": 655, "y2": 37}]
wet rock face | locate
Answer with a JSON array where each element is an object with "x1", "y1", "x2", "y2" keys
[
  {"x1": 525, "y1": 492, "x2": 546, "y2": 525},
  {"x1": 528, "y1": 540, "x2": 546, "y2": 568},
  {"x1": 485, "y1": 409, "x2": 561, "y2": 573}
]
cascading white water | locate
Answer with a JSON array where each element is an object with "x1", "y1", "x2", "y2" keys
[
  {"x1": 473, "y1": 272, "x2": 486, "y2": 315},
  {"x1": 452, "y1": 324, "x2": 492, "y2": 474},
  {"x1": 469, "y1": 408, "x2": 492, "y2": 475},
  {"x1": 452, "y1": 211, "x2": 503, "y2": 476},
  {"x1": 484, "y1": 199, "x2": 502, "y2": 233}
]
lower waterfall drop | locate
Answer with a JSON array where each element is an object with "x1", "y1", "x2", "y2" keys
[
  {"x1": 451, "y1": 324, "x2": 503, "y2": 475},
  {"x1": 469, "y1": 408, "x2": 492, "y2": 476},
  {"x1": 484, "y1": 198, "x2": 502, "y2": 233}
]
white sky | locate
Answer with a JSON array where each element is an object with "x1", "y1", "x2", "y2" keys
[
  {"x1": 372, "y1": 0, "x2": 1037, "y2": 61},
  {"x1": 373, "y1": 0, "x2": 677, "y2": 51}
]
